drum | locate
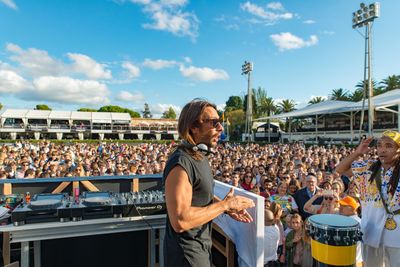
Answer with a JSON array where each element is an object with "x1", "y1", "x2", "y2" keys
[{"x1": 306, "y1": 214, "x2": 362, "y2": 267}]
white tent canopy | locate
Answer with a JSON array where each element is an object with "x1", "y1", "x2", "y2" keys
[{"x1": 256, "y1": 89, "x2": 400, "y2": 120}]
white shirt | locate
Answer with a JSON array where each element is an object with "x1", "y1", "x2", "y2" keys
[
  {"x1": 264, "y1": 224, "x2": 280, "y2": 263},
  {"x1": 350, "y1": 214, "x2": 363, "y2": 263},
  {"x1": 352, "y1": 160, "x2": 400, "y2": 248}
]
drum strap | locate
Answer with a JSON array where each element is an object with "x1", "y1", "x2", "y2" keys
[{"x1": 375, "y1": 168, "x2": 400, "y2": 216}]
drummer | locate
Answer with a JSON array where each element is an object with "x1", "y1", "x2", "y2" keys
[{"x1": 336, "y1": 131, "x2": 400, "y2": 267}]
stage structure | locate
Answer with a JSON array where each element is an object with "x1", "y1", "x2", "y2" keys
[{"x1": 255, "y1": 89, "x2": 400, "y2": 144}]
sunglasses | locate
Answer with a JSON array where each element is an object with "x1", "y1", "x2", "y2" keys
[
  {"x1": 202, "y1": 118, "x2": 222, "y2": 128},
  {"x1": 324, "y1": 196, "x2": 334, "y2": 201},
  {"x1": 223, "y1": 175, "x2": 230, "y2": 178}
]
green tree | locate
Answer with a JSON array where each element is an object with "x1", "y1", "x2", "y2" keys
[
  {"x1": 350, "y1": 88, "x2": 364, "y2": 102},
  {"x1": 226, "y1": 109, "x2": 245, "y2": 140},
  {"x1": 225, "y1": 96, "x2": 243, "y2": 112},
  {"x1": 308, "y1": 96, "x2": 326, "y2": 105},
  {"x1": 142, "y1": 103, "x2": 152, "y2": 118},
  {"x1": 0, "y1": 103, "x2": 3, "y2": 110},
  {"x1": 35, "y1": 104, "x2": 52, "y2": 110},
  {"x1": 243, "y1": 90, "x2": 257, "y2": 117},
  {"x1": 77, "y1": 108, "x2": 97, "y2": 112},
  {"x1": 98, "y1": 105, "x2": 140, "y2": 118},
  {"x1": 277, "y1": 99, "x2": 296, "y2": 132},
  {"x1": 329, "y1": 88, "x2": 350, "y2": 101},
  {"x1": 254, "y1": 87, "x2": 277, "y2": 117},
  {"x1": 161, "y1": 107, "x2": 177, "y2": 119},
  {"x1": 380, "y1": 75, "x2": 400, "y2": 92}
]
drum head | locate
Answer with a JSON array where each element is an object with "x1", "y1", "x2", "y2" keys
[{"x1": 309, "y1": 214, "x2": 359, "y2": 228}]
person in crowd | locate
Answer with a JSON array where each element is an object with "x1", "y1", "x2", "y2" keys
[
  {"x1": 269, "y1": 182, "x2": 299, "y2": 216},
  {"x1": 294, "y1": 175, "x2": 322, "y2": 220},
  {"x1": 163, "y1": 99, "x2": 254, "y2": 267},
  {"x1": 285, "y1": 213, "x2": 304, "y2": 267},
  {"x1": 339, "y1": 196, "x2": 363, "y2": 267},
  {"x1": 331, "y1": 179, "x2": 346, "y2": 198},
  {"x1": 336, "y1": 132, "x2": 400, "y2": 267},
  {"x1": 303, "y1": 189, "x2": 339, "y2": 215},
  {"x1": 264, "y1": 209, "x2": 280, "y2": 267},
  {"x1": 288, "y1": 179, "x2": 300, "y2": 196},
  {"x1": 269, "y1": 202, "x2": 285, "y2": 265},
  {"x1": 241, "y1": 172, "x2": 255, "y2": 191},
  {"x1": 301, "y1": 219, "x2": 313, "y2": 267}
]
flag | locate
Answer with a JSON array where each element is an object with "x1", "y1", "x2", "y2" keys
[{"x1": 221, "y1": 112, "x2": 225, "y2": 122}]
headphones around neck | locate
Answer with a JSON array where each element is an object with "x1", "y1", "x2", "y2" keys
[{"x1": 181, "y1": 140, "x2": 213, "y2": 155}]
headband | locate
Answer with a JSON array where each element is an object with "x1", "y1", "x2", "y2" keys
[{"x1": 382, "y1": 130, "x2": 400, "y2": 146}]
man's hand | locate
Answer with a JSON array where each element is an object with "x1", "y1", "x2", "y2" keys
[
  {"x1": 355, "y1": 136, "x2": 373, "y2": 156},
  {"x1": 226, "y1": 209, "x2": 253, "y2": 223},
  {"x1": 223, "y1": 188, "x2": 255, "y2": 223}
]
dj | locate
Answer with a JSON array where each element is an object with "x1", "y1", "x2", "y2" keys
[
  {"x1": 336, "y1": 131, "x2": 400, "y2": 267},
  {"x1": 163, "y1": 99, "x2": 255, "y2": 267}
]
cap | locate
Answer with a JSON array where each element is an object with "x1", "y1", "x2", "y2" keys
[{"x1": 339, "y1": 196, "x2": 360, "y2": 210}]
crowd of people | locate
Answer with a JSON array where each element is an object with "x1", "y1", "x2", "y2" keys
[{"x1": 0, "y1": 140, "x2": 382, "y2": 266}]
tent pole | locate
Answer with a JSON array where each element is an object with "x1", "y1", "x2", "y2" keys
[
  {"x1": 398, "y1": 104, "x2": 400, "y2": 132},
  {"x1": 315, "y1": 115, "x2": 318, "y2": 144},
  {"x1": 350, "y1": 111, "x2": 354, "y2": 145}
]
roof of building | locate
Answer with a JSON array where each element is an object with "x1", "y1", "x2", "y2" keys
[
  {"x1": 0, "y1": 109, "x2": 131, "y2": 123},
  {"x1": 256, "y1": 89, "x2": 400, "y2": 120}
]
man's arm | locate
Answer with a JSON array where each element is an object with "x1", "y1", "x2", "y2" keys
[
  {"x1": 335, "y1": 137, "x2": 373, "y2": 177},
  {"x1": 165, "y1": 165, "x2": 254, "y2": 233}
]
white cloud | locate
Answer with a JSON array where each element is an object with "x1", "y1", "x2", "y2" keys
[
  {"x1": 132, "y1": 0, "x2": 199, "y2": 41},
  {"x1": 6, "y1": 43, "x2": 66, "y2": 77},
  {"x1": 179, "y1": 65, "x2": 229, "y2": 82},
  {"x1": 150, "y1": 103, "x2": 181, "y2": 117},
  {"x1": 67, "y1": 53, "x2": 112, "y2": 80},
  {"x1": 303, "y1": 19, "x2": 315, "y2": 24},
  {"x1": 122, "y1": 62, "x2": 141, "y2": 79},
  {"x1": 1, "y1": 0, "x2": 17, "y2": 10},
  {"x1": 267, "y1": 2, "x2": 284, "y2": 11},
  {"x1": 142, "y1": 58, "x2": 177, "y2": 70},
  {"x1": 0, "y1": 70, "x2": 31, "y2": 93},
  {"x1": 116, "y1": 90, "x2": 144, "y2": 103},
  {"x1": 30, "y1": 76, "x2": 110, "y2": 105},
  {"x1": 270, "y1": 32, "x2": 318, "y2": 51},
  {"x1": 183, "y1": 56, "x2": 192, "y2": 64},
  {"x1": 240, "y1": 1, "x2": 293, "y2": 24}
]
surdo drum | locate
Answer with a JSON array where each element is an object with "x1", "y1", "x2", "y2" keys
[{"x1": 306, "y1": 214, "x2": 362, "y2": 266}]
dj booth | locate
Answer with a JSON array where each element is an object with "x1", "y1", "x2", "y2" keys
[
  {"x1": 0, "y1": 176, "x2": 262, "y2": 267},
  {"x1": 0, "y1": 175, "x2": 167, "y2": 267}
]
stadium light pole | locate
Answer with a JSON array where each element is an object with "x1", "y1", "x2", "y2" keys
[
  {"x1": 242, "y1": 61, "x2": 253, "y2": 142},
  {"x1": 352, "y1": 2, "x2": 380, "y2": 137}
]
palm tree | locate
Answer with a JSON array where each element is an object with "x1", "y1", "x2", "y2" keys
[
  {"x1": 329, "y1": 88, "x2": 350, "y2": 101},
  {"x1": 254, "y1": 87, "x2": 277, "y2": 117},
  {"x1": 351, "y1": 79, "x2": 380, "y2": 101},
  {"x1": 308, "y1": 96, "x2": 326, "y2": 105},
  {"x1": 380, "y1": 75, "x2": 400, "y2": 92},
  {"x1": 278, "y1": 99, "x2": 296, "y2": 132}
]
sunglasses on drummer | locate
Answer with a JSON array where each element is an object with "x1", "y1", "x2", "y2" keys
[
  {"x1": 324, "y1": 196, "x2": 334, "y2": 201},
  {"x1": 202, "y1": 118, "x2": 223, "y2": 128}
]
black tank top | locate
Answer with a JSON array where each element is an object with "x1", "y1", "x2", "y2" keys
[{"x1": 163, "y1": 148, "x2": 214, "y2": 267}]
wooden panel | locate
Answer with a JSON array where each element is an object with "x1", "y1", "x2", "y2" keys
[
  {"x1": 3, "y1": 183, "x2": 12, "y2": 195},
  {"x1": 52, "y1": 182, "x2": 70, "y2": 194},
  {"x1": 132, "y1": 178, "x2": 139, "y2": 192},
  {"x1": 81, "y1": 181, "x2": 99, "y2": 192},
  {"x1": 3, "y1": 232, "x2": 11, "y2": 266}
]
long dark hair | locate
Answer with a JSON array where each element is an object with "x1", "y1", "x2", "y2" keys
[{"x1": 369, "y1": 158, "x2": 400, "y2": 195}]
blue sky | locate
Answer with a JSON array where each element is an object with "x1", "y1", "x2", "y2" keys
[{"x1": 0, "y1": 0, "x2": 399, "y2": 117}]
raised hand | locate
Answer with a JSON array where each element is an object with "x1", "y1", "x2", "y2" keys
[{"x1": 355, "y1": 136, "x2": 373, "y2": 156}]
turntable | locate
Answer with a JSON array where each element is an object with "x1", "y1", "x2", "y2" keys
[{"x1": 11, "y1": 193, "x2": 71, "y2": 226}]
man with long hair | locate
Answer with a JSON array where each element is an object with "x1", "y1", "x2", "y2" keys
[
  {"x1": 336, "y1": 131, "x2": 400, "y2": 266},
  {"x1": 163, "y1": 99, "x2": 255, "y2": 267}
]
